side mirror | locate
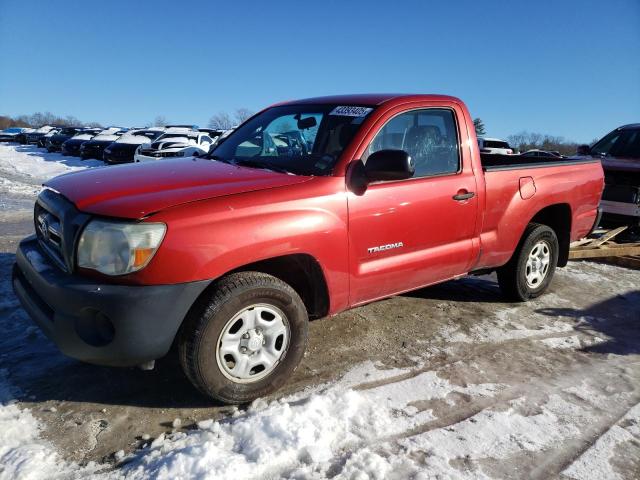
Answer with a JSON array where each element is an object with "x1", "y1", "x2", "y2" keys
[
  {"x1": 577, "y1": 144, "x2": 591, "y2": 156},
  {"x1": 365, "y1": 149, "x2": 415, "y2": 181}
]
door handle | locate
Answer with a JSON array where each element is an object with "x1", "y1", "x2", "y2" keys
[{"x1": 452, "y1": 191, "x2": 475, "y2": 201}]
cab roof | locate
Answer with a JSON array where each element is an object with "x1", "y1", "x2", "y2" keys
[{"x1": 282, "y1": 93, "x2": 462, "y2": 107}]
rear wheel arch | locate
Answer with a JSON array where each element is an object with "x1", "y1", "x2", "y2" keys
[{"x1": 528, "y1": 203, "x2": 572, "y2": 267}]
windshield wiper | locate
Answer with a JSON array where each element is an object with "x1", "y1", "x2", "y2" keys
[
  {"x1": 205, "y1": 154, "x2": 296, "y2": 174},
  {"x1": 205, "y1": 154, "x2": 233, "y2": 164},
  {"x1": 234, "y1": 158, "x2": 293, "y2": 174}
]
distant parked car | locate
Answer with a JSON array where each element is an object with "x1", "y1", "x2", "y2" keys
[
  {"x1": 15, "y1": 128, "x2": 35, "y2": 144},
  {"x1": 0, "y1": 127, "x2": 26, "y2": 142},
  {"x1": 61, "y1": 129, "x2": 102, "y2": 156},
  {"x1": 134, "y1": 131, "x2": 216, "y2": 162},
  {"x1": 521, "y1": 149, "x2": 562, "y2": 158},
  {"x1": 46, "y1": 127, "x2": 84, "y2": 152},
  {"x1": 79, "y1": 128, "x2": 128, "y2": 160},
  {"x1": 103, "y1": 128, "x2": 165, "y2": 164},
  {"x1": 165, "y1": 124, "x2": 199, "y2": 129},
  {"x1": 478, "y1": 137, "x2": 513, "y2": 155},
  {"x1": 38, "y1": 127, "x2": 64, "y2": 148},
  {"x1": 197, "y1": 128, "x2": 225, "y2": 142},
  {"x1": 26, "y1": 126, "x2": 56, "y2": 145},
  {"x1": 585, "y1": 123, "x2": 640, "y2": 227}
]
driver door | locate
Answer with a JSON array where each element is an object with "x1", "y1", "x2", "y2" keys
[{"x1": 348, "y1": 107, "x2": 478, "y2": 305}]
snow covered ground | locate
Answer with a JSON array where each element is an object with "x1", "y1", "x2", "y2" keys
[
  {"x1": 1, "y1": 259, "x2": 638, "y2": 479},
  {"x1": 0, "y1": 144, "x2": 639, "y2": 479},
  {"x1": 0, "y1": 143, "x2": 102, "y2": 213}
]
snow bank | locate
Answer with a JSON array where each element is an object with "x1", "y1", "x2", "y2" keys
[
  {"x1": 123, "y1": 388, "x2": 392, "y2": 479},
  {"x1": 0, "y1": 144, "x2": 102, "y2": 194}
]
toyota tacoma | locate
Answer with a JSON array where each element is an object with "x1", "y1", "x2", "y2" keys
[{"x1": 13, "y1": 94, "x2": 604, "y2": 403}]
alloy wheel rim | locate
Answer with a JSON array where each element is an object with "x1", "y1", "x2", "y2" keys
[
  {"x1": 525, "y1": 240, "x2": 551, "y2": 288},
  {"x1": 216, "y1": 303, "x2": 290, "y2": 383}
]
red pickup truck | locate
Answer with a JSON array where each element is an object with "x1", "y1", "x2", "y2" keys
[{"x1": 13, "y1": 94, "x2": 603, "y2": 403}]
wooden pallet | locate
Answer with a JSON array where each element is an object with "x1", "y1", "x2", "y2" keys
[{"x1": 569, "y1": 226, "x2": 640, "y2": 263}]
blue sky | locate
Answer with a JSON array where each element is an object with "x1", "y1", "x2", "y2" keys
[{"x1": 1, "y1": 0, "x2": 638, "y2": 143}]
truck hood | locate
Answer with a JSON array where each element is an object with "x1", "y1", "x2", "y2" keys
[{"x1": 45, "y1": 158, "x2": 312, "y2": 219}]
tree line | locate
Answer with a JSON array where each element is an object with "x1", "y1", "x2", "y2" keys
[
  {"x1": 0, "y1": 112, "x2": 103, "y2": 130},
  {"x1": 207, "y1": 108, "x2": 254, "y2": 129},
  {"x1": 474, "y1": 117, "x2": 586, "y2": 156},
  {"x1": 146, "y1": 109, "x2": 255, "y2": 129}
]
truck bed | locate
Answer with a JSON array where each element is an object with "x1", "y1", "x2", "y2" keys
[
  {"x1": 473, "y1": 155, "x2": 603, "y2": 270},
  {"x1": 480, "y1": 153, "x2": 601, "y2": 170}
]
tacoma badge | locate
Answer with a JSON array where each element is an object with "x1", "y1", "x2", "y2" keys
[{"x1": 367, "y1": 242, "x2": 404, "y2": 254}]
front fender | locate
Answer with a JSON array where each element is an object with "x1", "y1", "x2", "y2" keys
[{"x1": 129, "y1": 177, "x2": 351, "y2": 313}]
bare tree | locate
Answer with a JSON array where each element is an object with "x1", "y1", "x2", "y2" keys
[
  {"x1": 208, "y1": 112, "x2": 234, "y2": 129},
  {"x1": 507, "y1": 130, "x2": 579, "y2": 156},
  {"x1": 154, "y1": 115, "x2": 168, "y2": 127},
  {"x1": 234, "y1": 108, "x2": 254, "y2": 125}
]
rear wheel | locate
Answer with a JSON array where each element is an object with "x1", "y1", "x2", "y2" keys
[
  {"x1": 497, "y1": 223, "x2": 559, "y2": 301},
  {"x1": 179, "y1": 272, "x2": 308, "y2": 404}
]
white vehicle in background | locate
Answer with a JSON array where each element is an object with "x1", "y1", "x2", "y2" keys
[
  {"x1": 134, "y1": 130, "x2": 216, "y2": 162},
  {"x1": 103, "y1": 127, "x2": 165, "y2": 164},
  {"x1": 478, "y1": 137, "x2": 514, "y2": 155}
]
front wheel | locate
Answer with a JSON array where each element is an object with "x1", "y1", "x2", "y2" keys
[
  {"x1": 497, "y1": 223, "x2": 559, "y2": 301},
  {"x1": 178, "y1": 272, "x2": 309, "y2": 404}
]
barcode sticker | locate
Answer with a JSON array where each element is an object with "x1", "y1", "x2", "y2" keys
[{"x1": 329, "y1": 106, "x2": 373, "y2": 117}]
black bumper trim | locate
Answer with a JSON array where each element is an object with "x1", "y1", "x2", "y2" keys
[
  {"x1": 589, "y1": 207, "x2": 603, "y2": 236},
  {"x1": 13, "y1": 236, "x2": 211, "y2": 367}
]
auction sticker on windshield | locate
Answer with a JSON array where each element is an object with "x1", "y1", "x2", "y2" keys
[{"x1": 329, "y1": 106, "x2": 373, "y2": 117}]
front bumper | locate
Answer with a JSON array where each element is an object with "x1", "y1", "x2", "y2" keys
[
  {"x1": 61, "y1": 146, "x2": 81, "y2": 156},
  {"x1": 104, "y1": 149, "x2": 136, "y2": 164},
  {"x1": 134, "y1": 153, "x2": 159, "y2": 163},
  {"x1": 135, "y1": 152, "x2": 187, "y2": 163},
  {"x1": 80, "y1": 146, "x2": 105, "y2": 159},
  {"x1": 600, "y1": 200, "x2": 640, "y2": 219},
  {"x1": 13, "y1": 236, "x2": 210, "y2": 367}
]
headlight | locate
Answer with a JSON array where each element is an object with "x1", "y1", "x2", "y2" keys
[{"x1": 77, "y1": 220, "x2": 166, "y2": 275}]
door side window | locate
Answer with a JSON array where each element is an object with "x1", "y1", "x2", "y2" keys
[{"x1": 365, "y1": 109, "x2": 460, "y2": 178}]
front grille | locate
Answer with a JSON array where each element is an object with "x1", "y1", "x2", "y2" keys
[
  {"x1": 35, "y1": 204, "x2": 67, "y2": 270},
  {"x1": 139, "y1": 149, "x2": 181, "y2": 158},
  {"x1": 34, "y1": 190, "x2": 91, "y2": 273}
]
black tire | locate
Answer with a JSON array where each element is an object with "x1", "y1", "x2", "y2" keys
[
  {"x1": 497, "y1": 223, "x2": 559, "y2": 302},
  {"x1": 178, "y1": 271, "x2": 309, "y2": 404}
]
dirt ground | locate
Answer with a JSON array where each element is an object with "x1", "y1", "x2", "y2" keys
[{"x1": 1, "y1": 182, "x2": 640, "y2": 478}]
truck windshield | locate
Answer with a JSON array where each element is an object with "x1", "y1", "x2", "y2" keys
[
  {"x1": 591, "y1": 128, "x2": 640, "y2": 159},
  {"x1": 209, "y1": 104, "x2": 374, "y2": 175}
]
